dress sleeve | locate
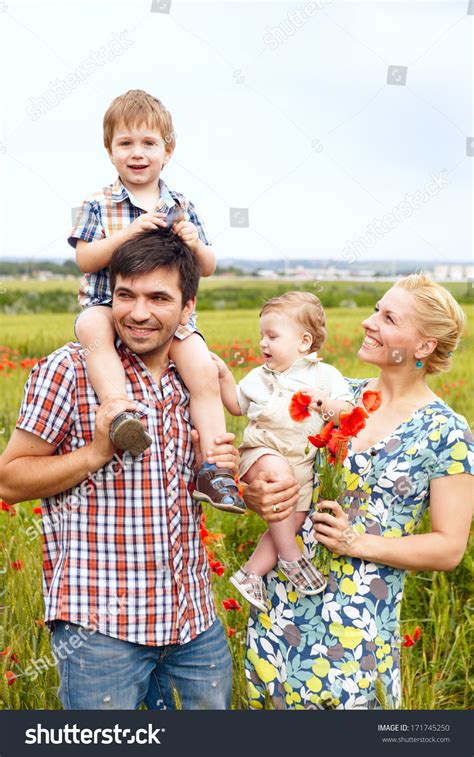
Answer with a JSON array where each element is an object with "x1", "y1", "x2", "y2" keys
[
  {"x1": 427, "y1": 411, "x2": 474, "y2": 480},
  {"x1": 16, "y1": 350, "x2": 77, "y2": 447},
  {"x1": 68, "y1": 199, "x2": 106, "y2": 248}
]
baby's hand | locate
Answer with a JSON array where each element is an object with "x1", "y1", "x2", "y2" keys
[
  {"x1": 210, "y1": 352, "x2": 230, "y2": 379},
  {"x1": 125, "y1": 212, "x2": 168, "y2": 238},
  {"x1": 172, "y1": 219, "x2": 200, "y2": 252}
]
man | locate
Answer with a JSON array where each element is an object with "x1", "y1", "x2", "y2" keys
[
  {"x1": 0, "y1": 230, "x2": 301, "y2": 710},
  {"x1": 0, "y1": 231, "x2": 245, "y2": 710}
]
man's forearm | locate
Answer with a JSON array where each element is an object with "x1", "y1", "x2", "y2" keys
[{"x1": 1, "y1": 445, "x2": 110, "y2": 504}]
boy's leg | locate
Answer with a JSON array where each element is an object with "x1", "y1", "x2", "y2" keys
[
  {"x1": 170, "y1": 334, "x2": 245, "y2": 513},
  {"x1": 75, "y1": 307, "x2": 152, "y2": 456},
  {"x1": 143, "y1": 619, "x2": 232, "y2": 710},
  {"x1": 50, "y1": 620, "x2": 158, "y2": 710}
]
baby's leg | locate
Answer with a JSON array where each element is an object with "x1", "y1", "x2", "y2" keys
[
  {"x1": 75, "y1": 306, "x2": 126, "y2": 400},
  {"x1": 242, "y1": 455, "x2": 303, "y2": 575},
  {"x1": 170, "y1": 334, "x2": 226, "y2": 460},
  {"x1": 75, "y1": 306, "x2": 151, "y2": 456}
]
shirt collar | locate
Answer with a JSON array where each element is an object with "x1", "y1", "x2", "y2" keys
[
  {"x1": 115, "y1": 336, "x2": 177, "y2": 378},
  {"x1": 111, "y1": 177, "x2": 176, "y2": 211},
  {"x1": 261, "y1": 351, "x2": 322, "y2": 375}
]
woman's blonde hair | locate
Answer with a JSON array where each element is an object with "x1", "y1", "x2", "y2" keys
[
  {"x1": 395, "y1": 273, "x2": 466, "y2": 374},
  {"x1": 103, "y1": 89, "x2": 176, "y2": 153},
  {"x1": 260, "y1": 291, "x2": 327, "y2": 352}
]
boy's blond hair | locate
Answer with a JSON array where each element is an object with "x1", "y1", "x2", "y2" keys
[
  {"x1": 260, "y1": 291, "x2": 327, "y2": 352},
  {"x1": 103, "y1": 89, "x2": 176, "y2": 153}
]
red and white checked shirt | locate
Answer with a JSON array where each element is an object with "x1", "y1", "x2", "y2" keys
[{"x1": 16, "y1": 340, "x2": 216, "y2": 646}]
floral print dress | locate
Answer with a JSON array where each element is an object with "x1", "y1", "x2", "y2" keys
[{"x1": 245, "y1": 379, "x2": 474, "y2": 709}]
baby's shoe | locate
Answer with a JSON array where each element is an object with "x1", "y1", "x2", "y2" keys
[
  {"x1": 278, "y1": 554, "x2": 327, "y2": 595},
  {"x1": 230, "y1": 568, "x2": 269, "y2": 613},
  {"x1": 109, "y1": 412, "x2": 152, "y2": 457},
  {"x1": 193, "y1": 463, "x2": 246, "y2": 514}
]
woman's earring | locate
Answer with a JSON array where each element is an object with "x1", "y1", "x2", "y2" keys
[{"x1": 415, "y1": 359, "x2": 423, "y2": 369}]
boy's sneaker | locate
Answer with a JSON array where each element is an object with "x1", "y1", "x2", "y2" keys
[
  {"x1": 230, "y1": 568, "x2": 269, "y2": 613},
  {"x1": 109, "y1": 412, "x2": 152, "y2": 457},
  {"x1": 193, "y1": 463, "x2": 246, "y2": 514},
  {"x1": 278, "y1": 554, "x2": 327, "y2": 595}
]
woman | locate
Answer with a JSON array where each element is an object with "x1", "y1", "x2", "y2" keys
[{"x1": 243, "y1": 274, "x2": 473, "y2": 709}]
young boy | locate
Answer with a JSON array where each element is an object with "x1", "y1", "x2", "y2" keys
[{"x1": 68, "y1": 89, "x2": 244, "y2": 512}]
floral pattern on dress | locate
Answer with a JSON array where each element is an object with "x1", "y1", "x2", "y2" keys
[{"x1": 245, "y1": 379, "x2": 474, "y2": 709}]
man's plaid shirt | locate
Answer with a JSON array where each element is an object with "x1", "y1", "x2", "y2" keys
[
  {"x1": 68, "y1": 177, "x2": 209, "y2": 339},
  {"x1": 16, "y1": 340, "x2": 216, "y2": 646}
]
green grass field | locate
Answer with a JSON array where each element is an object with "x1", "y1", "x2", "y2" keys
[{"x1": 0, "y1": 305, "x2": 472, "y2": 710}]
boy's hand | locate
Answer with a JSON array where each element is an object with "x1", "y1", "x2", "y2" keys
[
  {"x1": 125, "y1": 212, "x2": 168, "y2": 239},
  {"x1": 190, "y1": 430, "x2": 239, "y2": 473},
  {"x1": 210, "y1": 352, "x2": 230, "y2": 380},
  {"x1": 172, "y1": 219, "x2": 200, "y2": 252}
]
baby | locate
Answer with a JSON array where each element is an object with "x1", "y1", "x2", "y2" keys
[
  {"x1": 68, "y1": 89, "x2": 244, "y2": 512},
  {"x1": 212, "y1": 291, "x2": 353, "y2": 611}
]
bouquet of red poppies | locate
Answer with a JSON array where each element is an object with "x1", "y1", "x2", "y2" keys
[{"x1": 289, "y1": 389, "x2": 382, "y2": 575}]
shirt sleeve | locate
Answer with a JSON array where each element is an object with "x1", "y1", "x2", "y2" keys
[
  {"x1": 327, "y1": 366, "x2": 354, "y2": 401},
  {"x1": 16, "y1": 350, "x2": 77, "y2": 447},
  {"x1": 428, "y1": 412, "x2": 474, "y2": 480},
  {"x1": 68, "y1": 199, "x2": 106, "y2": 248},
  {"x1": 185, "y1": 199, "x2": 210, "y2": 245}
]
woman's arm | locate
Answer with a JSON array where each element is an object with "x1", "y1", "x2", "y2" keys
[{"x1": 312, "y1": 473, "x2": 473, "y2": 571}]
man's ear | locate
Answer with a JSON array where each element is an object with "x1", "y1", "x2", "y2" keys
[
  {"x1": 415, "y1": 338, "x2": 437, "y2": 361},
  {"x1": 179, "y1": 297, "x2": 196, "y2": 325}
]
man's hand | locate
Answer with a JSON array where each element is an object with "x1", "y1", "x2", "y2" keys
[
  {"x1": 124, "y1": 212, "x2": 168, "y2": 238},
  {"x1": 243, "y1": 471, "x2": 300, "y2": 522},
  {"x1": 88, "y1": 395, "x2": 139, "y2": 468},
  {"x1": 191, "y1": 430, "x2": 239, "y2": 473},
  {"x1": 172, "y1": 219, "x2": 200, "y2": 253}
]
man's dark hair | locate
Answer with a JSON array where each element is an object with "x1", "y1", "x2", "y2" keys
[{"x1": 109, "y1": 230, "x2": 201, "y2": 305}]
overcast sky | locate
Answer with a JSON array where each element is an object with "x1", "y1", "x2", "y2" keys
[{"x1": 0, "y1": 0, "x2": 472, "y2": 264}]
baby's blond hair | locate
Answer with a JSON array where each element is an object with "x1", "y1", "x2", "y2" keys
[
  {"x1": 395, "y1": 274, "x2": 466, "y2": 374},
  {"x1": 260, "y1": 291, "x2": 326, "y2": 352},
  {"x1": 103, "y1": 89, "x2": 175, "y2": 153}
]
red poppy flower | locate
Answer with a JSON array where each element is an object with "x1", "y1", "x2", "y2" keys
[
  {"x1": 1, "y1": 500, "x2": 16, "y2": 516},
  {"x1": 222, "y1": 598, "x2": 242, "y2": 611},
  {"x1": 308, "y1": 421, "x2": 335, "y2": 449},
  {"x1": 209, "y1": 560, "x2": 225, "y2": 577},
  {"x1": 362, "y1": 390, "x2": 382, "y2": 413},
  {"x1": 227, "y1": 627, "x2": 236, "y2": 638},
  {"x1": 289, "y1": 391, "x2": 313, "y2": 422},
  {"x1": 5, "y1": 671, "x2": 16, "y2": 685},
  {"x1": 11, "y1": 560, "x2": 23, "y2": 571},
  {"x1": 327, "y1": 430, "x2": 349, "y2": 463},
  {"x1": 33, "y1": 506, "x2": 42, "y2": 515},
  {"x1": 402, "y1": 634, "x2": 415, "y2": 647},
  {"x1": 0, "y1": 647, "x2": 11, "y2": 658},
  {"x1": 9, "y1": 652, "x2": 20, "y2": 664},
  {"x1": 413, "y1": 626, "x2": 421, "y2": 641},
  {"x1": 339, "y1": 406, "x2": 368, "y2": 437}
]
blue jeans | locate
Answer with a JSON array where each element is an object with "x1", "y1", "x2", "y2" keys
[{"x1": 50, "y1": 619, "x2": 232, "y2": 710}]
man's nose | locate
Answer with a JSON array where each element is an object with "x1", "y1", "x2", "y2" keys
[{"x1": 130, "y1": 298, "x2": 151, "y2": 321}]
